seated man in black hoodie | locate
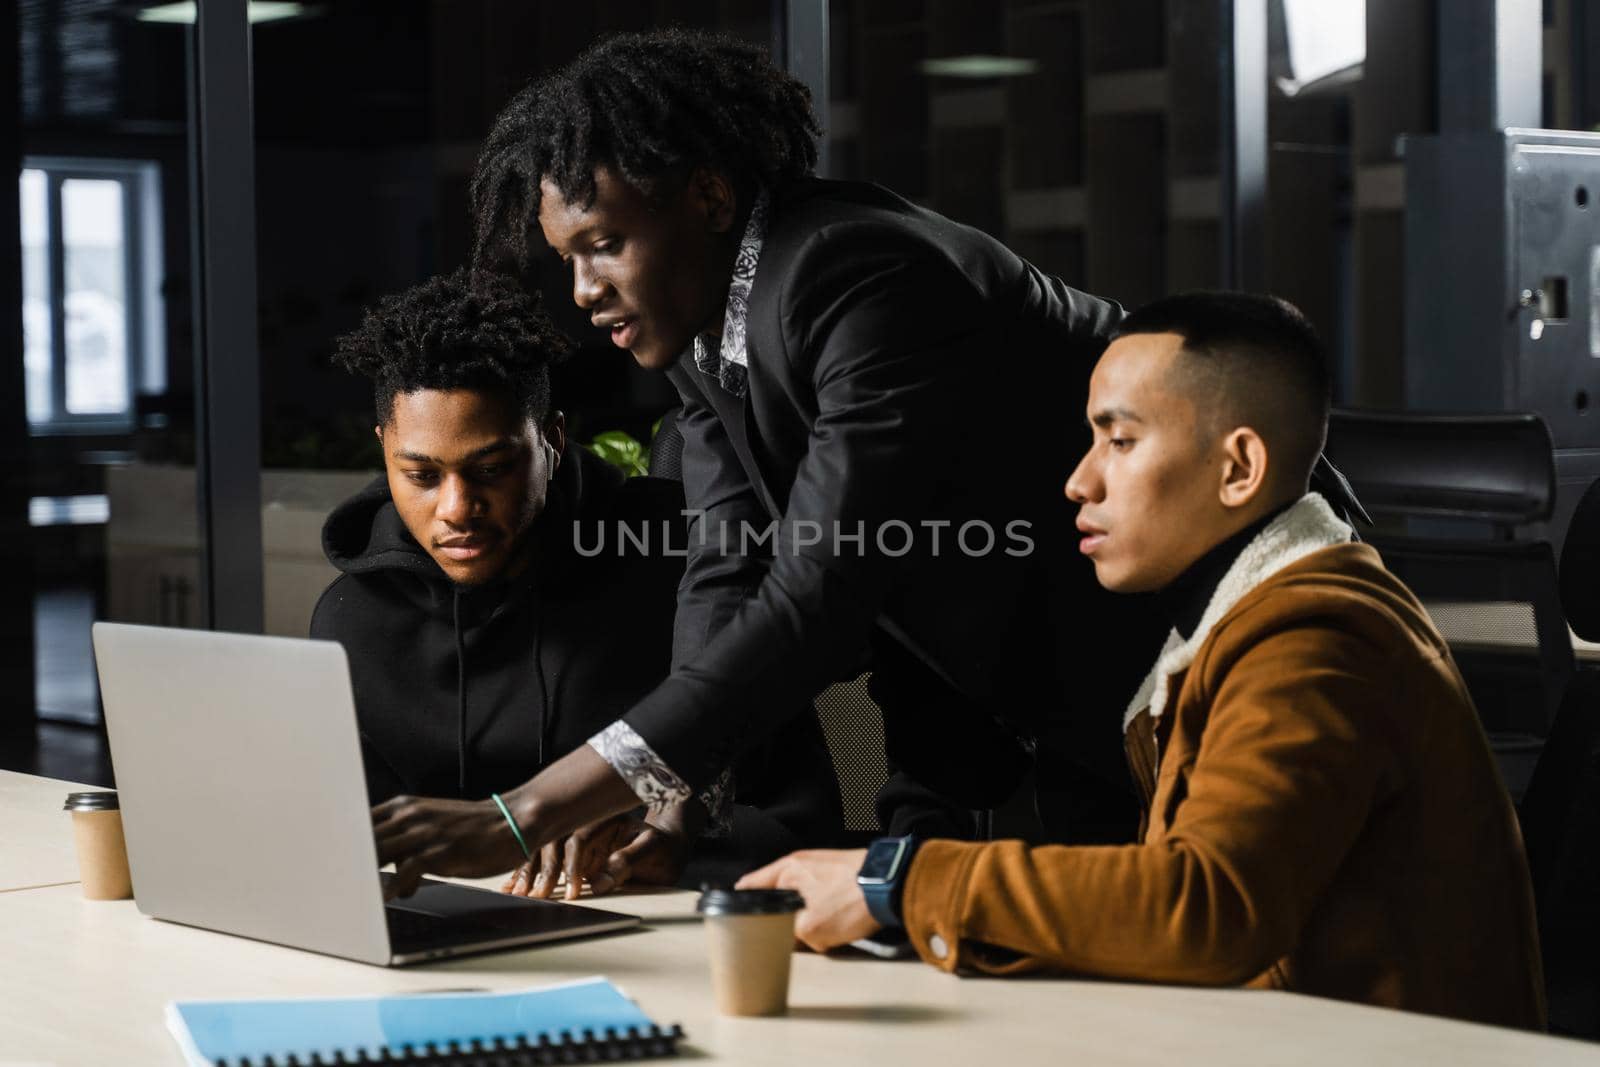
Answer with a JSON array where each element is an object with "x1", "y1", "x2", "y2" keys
[{"x1": 313, "y1": 267, "x2": 842, "y2": 898}]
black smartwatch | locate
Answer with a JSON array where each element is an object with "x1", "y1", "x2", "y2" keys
[{"x1": 857, "y1": 835, "x2": 920, "y2": 929}]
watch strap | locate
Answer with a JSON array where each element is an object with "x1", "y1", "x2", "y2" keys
[{"x1": 859, "y1": 835, "x2": 919, "y2": 929}]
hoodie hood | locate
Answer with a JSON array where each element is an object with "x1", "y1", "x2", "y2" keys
[
  {"x1": 317, "y1": 445, "x2": 628, "y2": 795},
  {"x1": 321, "y1": 475, "x2": 432, "y2": 578}
]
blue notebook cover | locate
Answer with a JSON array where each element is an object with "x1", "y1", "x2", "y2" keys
[{"x1": 166, "y1": 977, "x2": 680, "y2": 1066}]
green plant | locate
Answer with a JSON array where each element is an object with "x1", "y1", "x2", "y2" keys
[{"x1": 585, "y1": 429, "x2": 651, "y2": 477}]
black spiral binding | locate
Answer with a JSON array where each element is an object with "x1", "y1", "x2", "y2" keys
[{"x1": 221, "y1": 1024, "x2": 686, "y2": 1067}]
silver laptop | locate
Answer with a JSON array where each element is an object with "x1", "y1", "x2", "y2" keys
[{"x1": 91, "y1": 622, "x2": 640, "y2": 965}]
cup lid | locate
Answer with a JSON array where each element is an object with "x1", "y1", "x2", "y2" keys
[
  {"x1": 696, "y1": 886, "x2": 804, "y2": 916},
  {"x1": 63, "y1": 791, "x2": 119, "y2": 812}
]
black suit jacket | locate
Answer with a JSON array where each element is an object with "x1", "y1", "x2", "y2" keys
[{"x1": 625, "y1": 178, "x2": 1165, "y2": 828}]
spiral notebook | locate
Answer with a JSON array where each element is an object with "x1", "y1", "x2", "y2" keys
[{"x1": 166, "y1": 977, "x2": 685, "y2": 1066}]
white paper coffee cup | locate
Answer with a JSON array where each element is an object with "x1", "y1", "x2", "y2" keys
[{"x1": 697, "y1": 887, "x2": 804, "y2": 1016}]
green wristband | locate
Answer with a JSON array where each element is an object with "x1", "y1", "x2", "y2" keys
[{"x1": 491, "y1": 793, "x2": 532, "y2": 861}]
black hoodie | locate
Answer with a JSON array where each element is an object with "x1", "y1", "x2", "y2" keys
[
  {"x1": 310, "y1": 447, "x2": 845, "y2": 865},
  {"x1": 311, "y1": 447, "x2": 685, "y2": 802}
]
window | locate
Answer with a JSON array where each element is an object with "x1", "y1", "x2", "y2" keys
[
  {"x1": 1275, "y1": 0, "x2": 1365, "y2": 97},
  {"x1": 19, "y1": 157, "x2": 164, "y2": 434}
]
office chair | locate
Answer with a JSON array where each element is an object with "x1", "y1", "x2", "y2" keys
[
  {"x1": 812, "y1": 672, "x2": 890, "y2": 835},
  {"x1": 1517, "y1": 475, "x2": 1600, "y2": 1038},
  {"x1": 1324, "y1": 409, "x2": 1570, "y2": 799},
  {"x1": 645, "y1": 408, "x2": 683, "y2": 482}
]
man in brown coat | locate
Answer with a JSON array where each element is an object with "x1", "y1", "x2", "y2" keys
[{"x1": 740, "y1": 291, "x2": 1546, "y2": 1030}]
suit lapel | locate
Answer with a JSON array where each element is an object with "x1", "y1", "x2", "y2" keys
[{"x1": 688, "y1": 360, "x2": 782, "y2": 519}]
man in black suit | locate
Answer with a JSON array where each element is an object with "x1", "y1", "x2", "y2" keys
[{"x1": 373, "y1": 29, "x2": 1164, "y2": 883}]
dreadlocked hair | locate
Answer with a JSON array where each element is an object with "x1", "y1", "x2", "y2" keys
[
  {"x1": 470, "y1": 27, "x2": 821, "y2": 273},
  {"x1": 332, "y1": 267, "x2": 574, "y2": 427}
]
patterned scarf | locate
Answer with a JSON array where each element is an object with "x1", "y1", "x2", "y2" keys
[{"x1": 692, "y1": 189, "x2": 770, "y2": 399}]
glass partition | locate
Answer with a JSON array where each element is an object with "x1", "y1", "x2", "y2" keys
[{"x1": 15, "y1": 0, "x2": 201, "y2": 756}]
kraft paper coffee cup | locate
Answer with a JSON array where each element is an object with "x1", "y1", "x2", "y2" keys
[
  {"x1": 63, "y1": 792, "x2": 133, "y2": 901},
  {"x1": 697, "y1": 887, "x2": 804, "y2": 1016}
]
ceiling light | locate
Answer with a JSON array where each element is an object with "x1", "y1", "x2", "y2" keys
[
  {"x1": 137, "y1": 2, "x2": 309, "y2": 24},
  {"x1": 918, "y1": 55, "x2": 1040, "y2": 80}
]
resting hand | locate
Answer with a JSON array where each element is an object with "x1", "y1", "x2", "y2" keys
[
  {"x1": 736, "y1": 849, "x2": 876, "y2": 952},
  {"x1": 500, "y1": 809, "x2": 690, "y2": 899}
]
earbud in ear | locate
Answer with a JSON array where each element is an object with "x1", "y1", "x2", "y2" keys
[{"x1": 546, "y1": 441, "x2": 559, "y2": 483}]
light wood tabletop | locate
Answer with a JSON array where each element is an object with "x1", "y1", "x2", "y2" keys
[
  {"x1": 5, "y1": 880, "x2": 1600, "y2": 1067},
  {"x1": 4, "y1": 772, "x2": 1597, "y2": 1065},
  {"x1": 0, "y1": 769, "x2": 99, "y2": 893}
]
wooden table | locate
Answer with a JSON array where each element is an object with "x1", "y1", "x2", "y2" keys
[
  {"x1": 0, "y1": 770, "x2": 98, "y2": 893},
  {"x1": 3, "y1": 773, "x2": 1597, "y2": 1066}
]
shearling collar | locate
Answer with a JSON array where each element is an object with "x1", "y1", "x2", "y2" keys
[{"x1": 1122, "y1": 493, "x2": 1355, "y2": 731}]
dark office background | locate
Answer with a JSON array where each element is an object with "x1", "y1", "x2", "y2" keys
[
  {"x1": 2, "y1": 0, "x2": 1594, "y2": 773},
  {"x1": 0, "y1": 0, "x2": 1590, "y2": 768},
  {"x1": 13, "y1": 0, "x2": 1595, "y2": 731},
  {"x1": 4, "y1": 0, "x2": 1599, "y2": 1035},
  {"x1": 4, "y1": 0, "x2": 1600, "y2": 981}
]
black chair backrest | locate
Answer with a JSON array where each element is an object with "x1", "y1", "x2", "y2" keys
[
  {"x1": 1325, "y1": 409, "x2": 1570, "y2": 784},
  {"x1": 1326, "y1": 409, "x2": 1556, "y2": 528},
  {"x1": 1561, "y1": 475, "x2": 1600, "y2": 643},
  {"x1": 1524, "y1": 480, "x2": 1600, "y2": 1015},
  {"x1": 647, "y1": 407, "x2": 684, "y2": 482},
  {"x1": 812, "y1": 672, "x2": 888, "y2": 834}
]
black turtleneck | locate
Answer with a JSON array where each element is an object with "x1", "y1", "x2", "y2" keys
[{"x1": 1157, "y1": 503, "x2": 1294, "y2": 641}]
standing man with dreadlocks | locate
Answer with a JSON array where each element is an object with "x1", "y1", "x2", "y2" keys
[{"x1": 373, "y1": 28, "x2": 1165, "y2": 887}]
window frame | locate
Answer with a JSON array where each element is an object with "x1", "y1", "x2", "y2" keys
[{"x1": 20, "y1": 155, "x2": 164, "y2": 436}]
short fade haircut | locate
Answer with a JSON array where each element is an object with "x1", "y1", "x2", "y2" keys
[
  {"x1": 470, "y1": 27, "x2": 821, "y2": 274},
  {"x1": 1114, "y1": 291, "x2": 1332, "y2": 493},
  {"x1": 332, "y1": 267, "x2": 574, "y2": 428}
]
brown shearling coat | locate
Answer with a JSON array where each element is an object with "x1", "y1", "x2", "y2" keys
[{"x1": 900, "y1": 501, "x2": 1545, "y2": 1031}]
